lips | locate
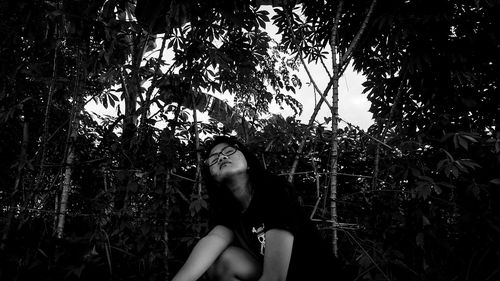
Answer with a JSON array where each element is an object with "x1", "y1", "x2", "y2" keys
[{"x1": 220, "y1": 161, "x2": 230, "y2": 168}]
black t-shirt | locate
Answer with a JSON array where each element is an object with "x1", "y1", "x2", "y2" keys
[{"x1": 214, "y1": 177, "x2": 342, "y2": 281}]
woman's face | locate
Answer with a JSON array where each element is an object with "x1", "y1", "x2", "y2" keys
[{"x1": 208, "y1": 142, "x2": 249, "y2": 183}]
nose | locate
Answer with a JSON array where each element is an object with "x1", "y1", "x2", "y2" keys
[{"x1": 217, "y1": 153, "x2": 228, "y2": 162}]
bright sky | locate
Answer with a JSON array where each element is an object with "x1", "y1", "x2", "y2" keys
[
  {"x1": 263, "y1": 6, "x2": 372, "y2": 130},
  {"x1": 270, "y1": 61, "x2": 373, "y2": 130},
  {"x1": 86, "y1": 6, "x2": 373, "y2": 130}
]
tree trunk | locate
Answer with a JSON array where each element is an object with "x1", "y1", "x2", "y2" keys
[
  {"x1": 328, "y1": 0, "x2": 343, "y2": 254},
  {"x1": 163, "y1": 171, "x2": 172, "y2": 280},
  {"x1": 285, "y1": 1, "x2": 340, "y2": 183},
  {"x1": 289, "y1": 0, "x2": 376, "y2": 255},
  {"x1": 143, "y1": 33, "x2": 167, "y2": 119},
  {"x1": 54, "y1": 32, "x2": 86, "y2": 237},
  {"x1": 56, "y1": 131, "x2": 77, "y2": 238},
  {"x1": 328, "y1": 93, "x2": 339, "y2": 257},
  {"x1": 192, "y1": 91, "x2": 202, "y2": 196},
  {"x1": 55, "y1": 45, "x2": 83, "y2": 238},
  {"x1": 55, "y1": 100, "x2": 81, "y2": 238},
  {"x1": 118, "y1": 66, "x2": 138, "y2": 209},
  {"x1": 115, "y1": 31, "x2": 146, "y2": 211}
]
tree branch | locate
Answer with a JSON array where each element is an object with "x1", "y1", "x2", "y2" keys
[{"x1": 340, "y1": 0, "x2": 378, "y2": 65}]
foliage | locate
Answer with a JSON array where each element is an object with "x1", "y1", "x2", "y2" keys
[
  {"x1": 1, "y1": 0, "x2": 499, "y2": 281},
  {"x1": 347, "y1": 1, "x2": 500, "y2": 280}
]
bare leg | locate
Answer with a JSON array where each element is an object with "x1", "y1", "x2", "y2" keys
[{"x1": 207, "y1": 246, "x2": 262, "y2": 281}]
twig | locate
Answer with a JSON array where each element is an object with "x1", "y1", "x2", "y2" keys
[
  {"x1": 342, "y1": 229, "x2": 391, "y2": 281},
  {"x1": 338, "y1": 116, "x2": 394, "y2": 150},
  {"x1": 170, "y1": 172, "x2": 196, "y2": 183},
  {"x1": 285, "y1": 9, "x2": 333, "y2": 112},
  {"x1": 313, "y1": 219, "x2": 360, "y2": 229},
  {"x1": 340, "y1": 0, "x2": 378, "y2": 64},
  {"x1": 279, "y1": 170, "x2": 373, "y2": 179}
]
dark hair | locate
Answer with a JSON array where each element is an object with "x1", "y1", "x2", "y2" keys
[
  {"x1": 202, "y1": 136, "x2": 268, "y2": 218},
  {"x1": 202, "y1": 136, "x2": 298, "y2": 226}
]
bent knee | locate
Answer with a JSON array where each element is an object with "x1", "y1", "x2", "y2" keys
[
  {"x1": 209, "y1": 249, "x2": 234, "y2": 279},
  {"x1": 208, "y1": 246, "x2": 261, "y2": 281}
]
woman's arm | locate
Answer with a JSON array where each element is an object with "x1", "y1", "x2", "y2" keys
[
  {"x1": 171, "y1": 225, "x2": 234, "y2": 281},
  {"x1": 259, "y1": 229, "x2": 294, "y2": 281}
]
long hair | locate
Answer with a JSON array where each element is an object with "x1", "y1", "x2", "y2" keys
[
  {"x1": 202, "y1": 136, "x2": 298, "y2": 226},
  {"x1": 202, "y1": 136, "x2": 268, "y2": 220}
]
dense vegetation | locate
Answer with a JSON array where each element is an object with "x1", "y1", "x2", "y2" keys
[{"x1": 1, "y1": 0, "x2": 499, "y2": 280}]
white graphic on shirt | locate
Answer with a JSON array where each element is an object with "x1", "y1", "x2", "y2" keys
[{"x1": 252, "y1": 223, "x2": 266, "y2": 255}]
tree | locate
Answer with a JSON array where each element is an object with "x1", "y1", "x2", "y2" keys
[
  {"x1": 1, "y1": 0, "x2": 304, "y2": 279},
  {"x1": 348, "y1": 1, "x2": 500, "y2": 279},
  {"x1": 2, "y1": 0, "x2": 498, "y2": 281},
  {"x1": 272, "y1": 0, "x2": 378, "y2": 256}
]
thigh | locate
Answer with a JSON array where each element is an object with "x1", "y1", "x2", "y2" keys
[{"x1": 207, "y1": 246, "x2": 262, "y2": 281}]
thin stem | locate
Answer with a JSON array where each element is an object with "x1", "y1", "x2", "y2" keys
[
  {"x1": 340, "y1": 0, "x2": 378, "y2": 65},
  {"x1": 37, "y1": 41, "x2": 60, "y2": 188},
  {"x1": 342, "y1": 229, "x2": 392, "y2": 281}
]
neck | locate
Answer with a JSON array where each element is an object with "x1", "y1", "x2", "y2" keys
[{"x1": 223, "y1": 173, "x2": 253, "y2": 210}]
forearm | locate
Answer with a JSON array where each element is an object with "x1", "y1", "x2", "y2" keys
[
  {"x1": 171, "y1": 226, "x2": 233, "y2": 281},
  {"x1": 171, "y1": 237, "x2": 219, "y2": 281}
]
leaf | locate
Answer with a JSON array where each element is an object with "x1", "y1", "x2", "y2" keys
[
  {"x1": 457, "y1": 135, "x2": 468, "y2": 150},
  {"x1": 490, "y1": 178, "x2": 500, "y2": 185},
  {"x1": 102, "y1": 95, "x2": 108, "y2": 109},
  {"x1": 433, "y1": 184, "x2": 442, "y2": 195},
  {"x1": 285, "y1": 85, "x2": 295, "y2": 93},
  {"x1": 453, "y1": 134, "x2": 459, "y2": 149},
  {"x1": 437, "y1": 181, "x2": 456, "y2": 190},
  {"x1": 37, "y1": 248, "x2": 48, "y2": 258},
  {"x1": 357, "y1": 252, "x2": 372, "y2": 269},
  {"x1": 108, "y1": 95, "x2": 115, "y2": 107},
  {"x1": 416, "y1": 183, "x2": 431, "y2": 199},
  {"x1": 436, "y1": 159, "x2": 448, "y2": 171},
  {"x1": 110, "y1": 93, "x2": 119, "y2": 101},
  {"x1": 455, "y1": 161, "x2": 468, "y2": 173},
  {"x1": 200, "y1": 198, "x2": 208, "y2": 209},
  {"x1": 416, "y1": 175, "x2": 434, "y2": 183},
  {"x1": 461, "y1": 135, "x2": 478, "y2": 143},
  {"x1": 459, "y1": 159, "x2": 481, "y2": 170},
  {"x1": 416, "y1": 232, "x2": 425, "y2": 249},
  {"x1": 422, "y1": 215, "x2": 431, "y2": 226},
  {"x1": 72, "y1": 265, "x2": 85, "y2": 278}
]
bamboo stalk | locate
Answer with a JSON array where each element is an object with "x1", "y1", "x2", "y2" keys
[
  {"x1": 56, "y1": 44, "x2": 83, "y2": 238},
  {"x1": 328, "y1": 0, "x2": 344, "y2": 257},
  {"x1": 163, "y1": 172, "x2": 172, "y2": 280},
  {"x1": 192, "y1": 90, "x2": 202, "y2": 196},
  {"x1": 56, "y1": 136, "x2": 76, "y2": 238},
  {"x1": 285, "y1": 2, "x2": 342, "y2": 183},
  {"x1": 141, "y1": 33, "x2": 168, "y2": 126}
]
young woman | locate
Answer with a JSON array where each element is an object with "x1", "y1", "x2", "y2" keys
[{"x1": 171, "y1": 136, "x2": 344, "y2": 281}]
